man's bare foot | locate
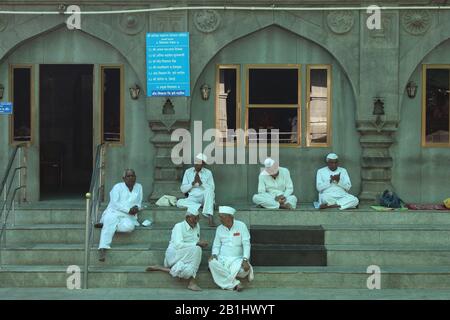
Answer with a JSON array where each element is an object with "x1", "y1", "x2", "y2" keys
[
  {"x1": 98, "y1": 249, "x2": 106, "y2": 262},
  {"x1": 319, "y1": 203, "x2": 340, "y2": 210},
  {"x1": 319, "y1": 203, "x2": 328, "y2": 209},
  {"x1": 145, "y1": 265, "x2": 170, "y2": 272},
  {"x1": 234, "y1": 284, "x2": 243, "y2": 292},
  {"x1": 94, "y1": 223, "x2": 103, "y2": 229},
  {"x1": 280, "y1": 203, "x2": 293, "y2": 210},
  {"x1": 188, "y1": 279, "x2": 202, "y2": 291}
]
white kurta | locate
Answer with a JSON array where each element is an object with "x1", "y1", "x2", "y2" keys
[
  {"x1": 208, "y1": 220, "x2": 254, "y2": 290},
  {"x1": 252, "y1": 167, "x2": 298, "y2": 209},
  {"x1": 177, "y1": 167, "x2": 215, "y2": 216},
  {"x1": 98, "y1": 182, "x2": 142, "y2": 249},
  {"x1": 316, "y1": 166, "x2": 359, "y2": 210},
  {"x1": 164, "y1": 220, "x2": 203, "y2": 279}
]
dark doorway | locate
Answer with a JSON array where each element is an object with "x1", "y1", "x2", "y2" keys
[{"x1": 39, "y1": 64, "x2": 93, "y2": 199}]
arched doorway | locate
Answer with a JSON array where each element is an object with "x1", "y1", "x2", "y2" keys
[
  {"x1": 0, "y1": 26, "x2": 144, "y2": 201},
  {"x1": 394, "y1": 38, "x2": 450, "y2": 203},
  {"x1": 190, "y1": 25, "x2": 360, "y2": 204}
]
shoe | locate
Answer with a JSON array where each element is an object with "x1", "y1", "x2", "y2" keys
[{"x1": 98, "y1": 249, "x2": 106, "y2": 262}]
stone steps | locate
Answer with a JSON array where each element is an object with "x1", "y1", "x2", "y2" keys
[
  {"x1": 3, "y1": 265, "x2": 450, "y2": 289},
  {"x1": 3, "y1": 206, "x2": 450, "y2": 289},
  {"x1": 6, "y1": 223, "x2": 450, "y2": 246},
  {"x1": 3, "y1": 243, "x2": 450, "y2": 267},
  {"x1": 10, "y1": 207, "x2": 450, "y2": 226}
]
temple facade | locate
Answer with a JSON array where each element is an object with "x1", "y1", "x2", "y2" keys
[{"x1": 0, "y1": 0, "x2": 449, "y2": 205}]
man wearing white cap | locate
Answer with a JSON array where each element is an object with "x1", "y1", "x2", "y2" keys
[
  {"x1": 177, "y1": 153, "x2": 216, "y2": 226},
  {"x1": 145, "y1": 203, "x2": 208, "y2": 291},
  {"x1": 252, "y1": 158, "x2": 297, "y2": 209},
  {"x1": 208, "y1": 206, "x2": 254, "y2": 291},
  {"x1": 97, "y1": 169, "x2": 142, "y2": 262},
  {"x1": 316, "y1": 153, "x2": 359, "y2": 210}
]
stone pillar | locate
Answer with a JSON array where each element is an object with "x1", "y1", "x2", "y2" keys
[
  {"x1": 356, "y1": 120, "x2": 398, "y2": 202},
  {"x1": 148, "y1": 116, "x2": 189, "y2": 201}
]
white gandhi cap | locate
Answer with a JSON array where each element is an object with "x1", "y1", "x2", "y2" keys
[
  {"x1": 264, "y1": 158, "x2": 275, "y2": 168},
  {"x1": 218, "y1": 206, "x2": 236, "y2": 215},
  {"x1": 326, "y1": 153, "x2": 338, "y2": 161},
  {"x1": 195, "y1": 153, "x2": 208, "y2": 163},
  {"x1": 186, "y1": 203, "x2": 201, "y2": 216}
]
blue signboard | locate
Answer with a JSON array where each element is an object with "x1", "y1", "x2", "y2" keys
[
  {"x1": 0, "y1": 102, "x2": 12, "y2": 114},
  {"x1": 146, "y1": 32, "x2": 190, "y2": 97}
]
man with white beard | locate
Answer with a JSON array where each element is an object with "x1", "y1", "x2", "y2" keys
[{"x1": 208, "y1": 206, "x2": 254, "y2": 292}]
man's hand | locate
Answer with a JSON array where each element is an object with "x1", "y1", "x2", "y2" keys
[
  {"x1": 242, "y1": 260, "x2": 250, "y2": 272},
  {"x1": 330, "y1": 174, "x2": 341, "y2": 183},
  {"x1": 208, "y1": 254, "x2": 217, "y2": 262},
  {"x1": 128, "y1": 206, "x2": 139, "y2": 215},
  {"x1": 196, "y1": 240, "x2": 208, "y2": 249},
  {"x1": 192, "y1": 173, "x2": 202, "y2": 186},
  {"x1": 276, "y1": 195, "x2": 286, "y2": 204}
]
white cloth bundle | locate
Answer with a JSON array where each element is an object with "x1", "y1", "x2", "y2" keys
[{"x1": 155, "y1": 195, "x2": 178, "y2": 207}]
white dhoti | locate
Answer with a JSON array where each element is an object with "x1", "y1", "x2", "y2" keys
[
  {"x1": 320, "y1": 192, "x2": 359, "y2": 210},
  {"x1": 208, "y1": 256, "x2": 254, "y2": 290},
  {"x1": 177, "y1": 188, "x2": 215, "y2": 216},
  {"x1": 164, "y1": 245, "x2": 202, "y2": 279},
  {"x1": 98, "y1": 210, "x2": 137, "y2": 249},
  {"x1": 252, "y1": 193, "x2": 298, "y2": 209}
]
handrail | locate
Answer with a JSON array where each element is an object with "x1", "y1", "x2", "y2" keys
[
  {"x1": 83, "y1": 143, "x2": 106, "y2": 289},
  {"x1": 0, "y1": 144, "x2": 25, "y2": 198},
  {"x1": 0, "y1": 144, "x2": 27, "y2": 270}
]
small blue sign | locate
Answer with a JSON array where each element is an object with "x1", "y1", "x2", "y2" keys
[
  {"x1": 146, "y1": 32, "x2": 190, "y2": 97},
  {"x1": 0, "y1": 102, "x2": 12, "y2": 114}
]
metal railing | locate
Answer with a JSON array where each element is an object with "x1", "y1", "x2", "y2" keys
[
  {"x1": 0, "y1": 144, "x2": 27, "y2": 269},
  {"x1": 83, "y1": 143, "x2": 106, "y2": 289}
]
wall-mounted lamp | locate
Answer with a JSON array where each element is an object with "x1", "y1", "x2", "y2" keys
[
  {"x1": 129, "y1": 84, "x2": 141, "y2": 100},
  {"x1": 200, "y1": 84, "x2": 211, "y2": 101},
  {"x1": 373, "y1": 97, "x2": 385, "y2": 128},
  {"x1": 0, "y1": 84, "x2": 4, "y2": 100},
  {"x1": 406, "y1": 81, "x2": 418, "y2": 99},
  {"x1": 373, "y1": 97, "x2": 385, "y2": 116}
]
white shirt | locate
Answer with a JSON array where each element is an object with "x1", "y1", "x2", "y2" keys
[
  {"x1": 180, "y1": 167, "x2": 215, "y2": 197},
  {"x1": 316, "y1": 166, "x2": 352, "y2": 196},
  {"x1": 167, "y1": 220, "x2": 200, "y2": 251},
  {"x1": 212, "y1": 220, "x2": 251, "y2": 260},
  {"x1": 257, "y1": 167, "x2": 294, "y2": 197},
  {"x1": 102, "y1": 182, "x2": 143, "y2": 225}
]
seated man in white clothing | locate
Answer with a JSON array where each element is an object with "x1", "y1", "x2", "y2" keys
[
  {"x1": 98, "y1": 169, "x2": 142, "y2": 262},
  {"x1": 252, "y1": 158, "x2": 298, "y2": 209},
  {"x1": 208, "y1": 206, "x2": 254, "y2": 292},
  {"x1": 177, "y1": 153, "x2": 216, "y2": 227},
  {"x1": 316, "y1": 153, "x2": 359, "y2": 210},
  {"x1": 145, "y1": 203, "x2": 208, "y2": 291}
]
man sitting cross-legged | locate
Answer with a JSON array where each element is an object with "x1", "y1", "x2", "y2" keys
[
  {"x1": 252, "y1": 158, "x2": 298, "y2": 209},
  {"x1": 145, "y1": 203, "x2": 208, "y2": 291},
  {"x1": 208, "y1": 206, "x2": 254, "y2": 292},
  {"x1": 316, "y1": 153, "x2": 359, "y2": 210},
  {"x1": 177, "y1": 153, "x2": 216, "y2": 226}
]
